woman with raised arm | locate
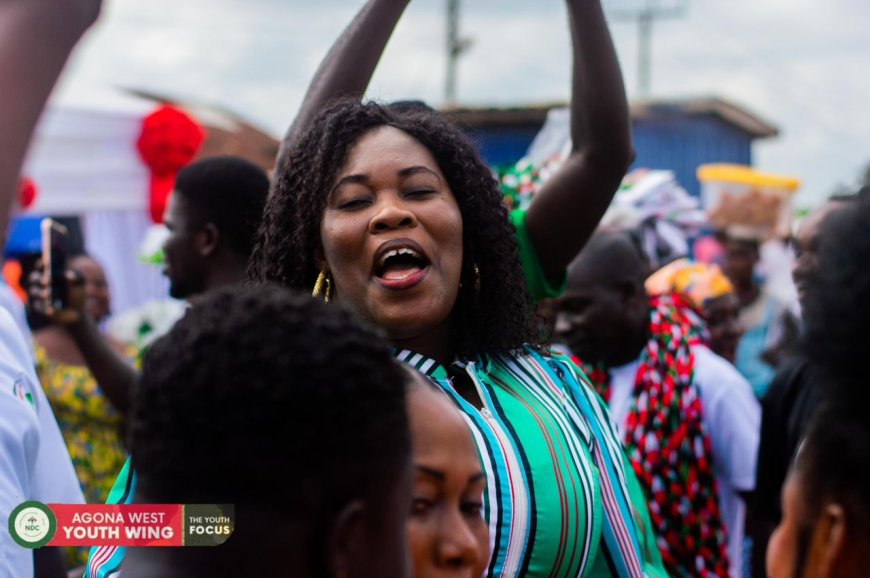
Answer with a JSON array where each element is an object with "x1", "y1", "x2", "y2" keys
[{"x1": 251, "y1": 3, "x2": 662, "y2": 576}]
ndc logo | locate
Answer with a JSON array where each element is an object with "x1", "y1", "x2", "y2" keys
[{"x1": 8, "y1": 501, "x2": 56, "y2": 548}]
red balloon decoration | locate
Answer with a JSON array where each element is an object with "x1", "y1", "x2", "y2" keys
[
  {"x1": 136, "y1": 105, "x2": 205, "y2": 223},
  {"x1": 18, "y1": 177, "x2": 37, "y2": 210}
]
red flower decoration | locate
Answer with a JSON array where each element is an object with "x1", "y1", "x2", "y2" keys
[
  {"x1": 136, "y1": 105, "x2": 205, "y2": 223},
  {"x1": 18, "y1": 177, "x2": 37, "y2": 210}
]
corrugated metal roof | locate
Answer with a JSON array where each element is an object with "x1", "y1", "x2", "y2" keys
[
  {"x1": 444, "y1": 96, "x2": 778, "y2": 138},
  {"x1": 631, "y1": 97, "x2": 778, "y2": 138}
]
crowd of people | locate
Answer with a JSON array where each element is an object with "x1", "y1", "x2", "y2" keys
[{"x1": 1, "y1": 1, "x2": 868, "y2": 578}]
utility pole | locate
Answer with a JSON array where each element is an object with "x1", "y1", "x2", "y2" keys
[
  {"x1": 445, "y1": 0, "x2": 473, "y2": 107},
  {"x1": 607, "y1": 0, "x2": 688, "y2": 98}
]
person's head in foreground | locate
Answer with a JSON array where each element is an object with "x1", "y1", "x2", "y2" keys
[
  {"x1": 553, "y1": 230, "x2": 651, "y2": 367},
  {"x1": 645, "y1": 257, "x2": 742, "y2": 362},
  {"x1": 125, "y1": 284, "x2": 412, "y2": 578},
  {"x1": 767, "y1": 404, "x2": 870, "y2": 578},
  {"x1": 249, "y1": 99, "x2": 538, "y2": 363},
  {"x1": 406, "y1": 373, "x2": 489, "y2": 578},
  {"x1": 768, "y1": 187, "x2": 870, "y2": 578},
  {"x1": 162, "y1": 155, "x2": 269, "y2": 300}
]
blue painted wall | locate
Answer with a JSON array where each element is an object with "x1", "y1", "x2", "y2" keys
[
  {"x1": 463, "y1": 126, "x2": 543, "y2": 169},
  {"x1": 463, "y1": 114, "x2": 755, "y2": 198},
  {"x1": 632, "y1": 116, "x2": 752, "y2": 197}
]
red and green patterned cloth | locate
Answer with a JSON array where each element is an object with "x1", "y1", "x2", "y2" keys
[
  {"x1": 575, "y1": 293, "x2": 731, "y2": 577},
  {"x1": 497, "y1": 155, "x2": 566, "y2": 211}
]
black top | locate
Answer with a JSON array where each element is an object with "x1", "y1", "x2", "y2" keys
[{"x1": 752, "y1": 355, "x2": 819, "y2": 574}]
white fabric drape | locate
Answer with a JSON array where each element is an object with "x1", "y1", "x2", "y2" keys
[{"x1": 22, "y1": 92, "x2": 154, "y2": 215}]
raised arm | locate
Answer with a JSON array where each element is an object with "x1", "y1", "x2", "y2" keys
[
  {"x1": 279, "y1": 0, "x2": 411, "y2": 158},
  {"x1": 0, "y1": 0, "x2": 101, "y2": 232},
  {"x1": 524, "y1": 0, "x2": 633, "y2": 282}
]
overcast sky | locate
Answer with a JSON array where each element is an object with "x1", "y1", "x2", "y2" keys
[{"x1": 55, "y1": 0, "x2": 870, "y2": 208}]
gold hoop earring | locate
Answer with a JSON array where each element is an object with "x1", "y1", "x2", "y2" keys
[
  {"x1": 460, "y1": 263, "x2": 481, "y2": 294},
  {"x1": 312, "y1": 270, "x2": 332, "y2": 303}
]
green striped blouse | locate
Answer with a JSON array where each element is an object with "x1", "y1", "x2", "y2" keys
[{"x1": 397, "y1": 347, "x2": 666, "y2": 578}]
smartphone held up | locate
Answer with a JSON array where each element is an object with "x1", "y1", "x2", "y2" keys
[{"x1": 41, "y1": 218, "x2": 69, "y2": 314}]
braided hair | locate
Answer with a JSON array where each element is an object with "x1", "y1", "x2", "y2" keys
[{"x1": 249, "y1": 99, "x2": 538, "y2": 358}]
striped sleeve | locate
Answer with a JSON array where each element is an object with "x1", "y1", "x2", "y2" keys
[
  {"x1": 83, "y1": 457, "x2": 136, "y2": 578},
  {"x1": 549, "y1": 353, "x2": 668, "y2": 578}
]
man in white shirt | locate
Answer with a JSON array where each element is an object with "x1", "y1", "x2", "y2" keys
[{"x1": 553, "y1": 231, "x2": 760, "y2": 578}]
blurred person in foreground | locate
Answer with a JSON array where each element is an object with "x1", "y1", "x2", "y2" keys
[
  {"x1": 751, "y1": 193, "x2": 858, "y2": 576},
  {"x1": 766, "y1": 188, "x2": 870, "y2": 578},
  {"x1": 555, "y1": 231, "x2": 759, "y2": 578},
  {"x1": 406, "y1": 374, "x2": 490, "y2": 578},
  {"x1": 0, "y1": 0, "x2": 102, "y2": 575},
  {"x1": 122, "y1": 284, "x2": 412, "y2": 578}
]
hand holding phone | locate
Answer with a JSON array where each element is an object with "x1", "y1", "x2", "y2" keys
[{"x1": 41, "y1": 218, "x2": 70, "y2": 314}]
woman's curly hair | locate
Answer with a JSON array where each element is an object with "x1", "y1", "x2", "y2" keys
[{"x1": 249, "y1": 99, "x2": 538, "y2": 358}]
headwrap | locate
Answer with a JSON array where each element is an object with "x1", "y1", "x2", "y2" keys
[
  {"x1": 574, "y1": 293, "x2": 731, "y2": 577},
  {"x1": 645, "y1": 258, "x2": 734, "y2": 310}
]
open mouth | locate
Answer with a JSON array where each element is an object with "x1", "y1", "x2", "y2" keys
[{"x1": 373, "y1": 241, "x2": 431, "y2": 290}]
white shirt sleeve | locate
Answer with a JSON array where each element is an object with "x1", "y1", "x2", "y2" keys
[
  {"x1": 0, "y1": 393, "x2": 40, "y2": 576},
  {"x1": 30, "y1": 385, "x2": 85, "y2": 505},
  {"x1": 1, "y1": 313, "x2": 84, "y2": 507},
  {"x1": 0, "y1": 282, "x2": 33, "y2": 358},
  {"x1": 0, "y1": 308, "x2": 86, "y2": 575},
  {"x1": 0, "y1": 314, "x2": 42, "y2": 576},
  {"x1": 692, "y1": 345, "x2": 761, "y2": 492}
]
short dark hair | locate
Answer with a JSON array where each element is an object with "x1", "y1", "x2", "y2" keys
[
  {"x1": 568, "y1": 229, "x2": 650, "y2": 288},
  {"x1": 249, "y1": 99, "x2": 538, "y2": 358},
  {"x1": 174, "y1": 156, "x2": 269, "y2": 258},
  {"x1": 130, "y1": 284, "x2": 411, "y2": 526},
  {"x1": 799, "y1": 185, "x2": 870, "y2": 533}
]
